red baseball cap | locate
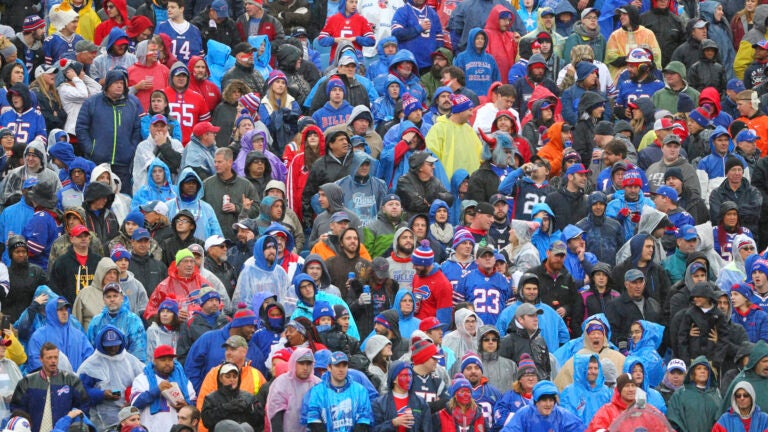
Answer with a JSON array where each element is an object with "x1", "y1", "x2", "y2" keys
[
  {"x1": 70, "y1": 225, "x2": 90, "y2": 237},
  {"x1": 154, "y1": 344, "x2": 176, "y2": 359},
  {"x1": 419, "y1": 317, "x2": 445, "y2": 332},
  {"x1": 192, "y1": 121, "x2": 221, "y2": 137}
]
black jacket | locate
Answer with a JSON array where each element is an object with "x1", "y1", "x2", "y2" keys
[
  {"x1": 201, "y1": 368, "x2": 259, "y2": 431},
  {"x1": 301, "y1": 151, "x2": 354, "y2": 222},
  {"x1": 83, "y1": 182, "x2": 120, "y2": 251},
  {"x1": 221, "y1": 62, "x2": 266, "y2": 96},
  {"x1": 347, "y1": 278, "x2": 398, "y2": 338},
  {"x1": 177, "y1": 311, "x2": 231, "y2": 364},
  {"x1": 465, "y1": 162, "x2": 500, "y2": 204},
  {"x1": 687, "y1": 39, "x2": 727, "y2": 92},
  {"x1": 128, "y1": 252, "x2": 168, "y2": 298},
  {"x1": 396, "y1": 172, "x2": 454, "y2": 216},
  {"x1": 605, "y1": 291, "x2": 662, "y2": 350},
  {"x1": 205, "y1": 255, "x2": 237, "y2": 298},
  {"x1": 192, "y1": 11, "x2": 240, "y2": 48},
  {"x1": 499, "y1": 324, "x2": 551, "y2": 380},
  {"x1": 708, "y1": 177, "x2": 763, "y2": 243},
  {"x1": 49, "y1": 247, "x2": 102, "y2": 304},
  {"x1": 160, "y1": 210, "x2": 205, "y2": 266},
  {"x1": 670, "y1": 24, "x2": 705, "y2": 70},
  {"x1": 528, "y1": 263, "x2": 583, "y2": 336},
  {"x1": 32, "y1": 88, "x2": 66, "y2": 132},
  {"x1": 3, "y1": 260, "x2": 47, "y2": 322},
  {"x1": 639, "y1": 4, "x2": 685, "y2": 66},
  {"x1": 546, "y1": 187, "x2": 588, "y2": 232}
]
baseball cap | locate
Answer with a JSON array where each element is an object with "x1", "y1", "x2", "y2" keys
[
  {"x1": 132, "y1": 227, "x2": 150, "y2": 241},
  {"x1": 329, "y1": 351, "x2": 349, "y2": 365},
  {"x1": 736, "y1": 129, "x2": 759, "y2": 142},
  {"x1": 70, "y1": 225, "x2": 90, "y2": 237},
  {"x1": 615, "y1": 7, "x2": 628, "y2": 14},
  {"x1": 675, "y1": 224, "x2": 698, "y2": 241},
  {"x1": 192, "y1": 121, "x2": 220, "y2": 136},
  {"x1": 330, "y1": 211, "x2": 352, "y2": 223},
  {"x1": 154, "y1": 344, "x2": 176, "y2": 359},
  {"x1": 338, "y1": 54, "x2": 358, "y2": 66},
  {"x1": 475, "y1": 202, "x2": 494, "y2": 216},
  {"x1": 624, "y1": 268, "x2": 645, "y2": 282},
  {"x1": 291, "y1": 27, "x2": 308, "y2": 37},
  {"x1": 383, "y1": 194, "x2": 400, "y2": 204},
  {"x1": 75, "y1": 40, "x2": 99, "y2": 53},
  {"x1": 549, "y1": 240, "x2": 567, "y2": 255},
  {"x1": 565, "y1": 163, "x2": 589, "y2": 176},
  {"x1": 667, "y1": 358, "x2": 687, "y2": 373},
  {"x1": 581, "y1": 7, "x2": 599, "y2": 19},
  {"x1": 231, "y1": 41, "x2": 255, "y2": 57},
  {"x1": 34, "y1": 64, "x2": 58, "y2": 79},
  {"x1": 515, "y1": 303, "x2": 544, "y2": 318},
  {"x1": 475, "y1": 245, "x2": 496, "y2": 259},
  {"x1": 653, "y1": 185, "x2": 678, "y2": 202},
  {"x1": 219, "y1": 363, "x2": 239, "y2": 375},
  {"x1": 205, "y1": 235, "x2": 231, "y2": 251},
  {"x1": 663, "y1": 134, "x2": 682, "y2": 145},
  {"x1": 102, "y1": 282, "x2": 123, "y2": 295},
  {"x1": 188, "y1": 243, "x2": 204, "y2": 256},
  {"x1": 654, "y1": 118, "x2": 678, "y2": 131},
  {"x1": 489, "y1": 193, "x2": 506, "y2": 206},
  {"x1": 419, "y1": 317, "x2": 445, "y2": 332},
  {"x1": 372, "y1": 257, "x2": 390, "y2": 279},
  {"x1": 140, "y1": 200, "x2": 169, "y2": 216},
  {"x1": 150, "y1": 114, "x2": 167, "y2": 125},
  {"x1": 692, "y1": 19, "x2": 708, "y2": 29},
  {"x1": 118, "y1": 407, "x2": 140, "y2": 423}
]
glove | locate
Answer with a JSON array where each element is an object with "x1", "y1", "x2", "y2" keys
[
  {"x1": 617, "y1": 208, "x2": 630, "y2": 221},
  {"x1": 359, "y1": 293, "x2": 372, "y2": 305},
  {"x1": 631, "y1": 212, "x2": 641, "y2": 223}
]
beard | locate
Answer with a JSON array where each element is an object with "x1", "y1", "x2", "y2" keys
[{"x1": 430, "y1": 63, "x2": 444, "y2": 78}]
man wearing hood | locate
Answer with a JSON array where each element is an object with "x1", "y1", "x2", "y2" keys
[
  {"x1": 77, "y1": 326, "x2": 144, "y2": 430},
  {"x1": 325, "y1": 105, "x2": 383, "y2": 158},
  {"x1": 364, "y1": 194, "x2": 407, "y2": 259},
  {"x1": 0, "y1": 84, "x2": 46, "y2": 146},
  {"x1": 670, "y1": 18, "x2": 709, "y2": 70},
  {"x1": 28, "y1": 297, "x2": 95, "y2": 371},
  {"x1": 560, "y1": 353, "x2": 612, "y2": 425},
  {"x1": 666, "y1": 355, "x2": 722, "y2": 431},
  {"x1": 81, "y1": 181, "x2": 120, "y2": 251},
  {"x1": 302, "y1": 131, "x2": 356, "y2": 227},
  {"x1": 384, "y1": 227, "x2": 415, "y2": 289},
  {"x1": 186, "y1": 56, "x2": 221, "y2": 113},
  {"x1": 699, "y1": 127, "x2": 748, "y2": 184},
  {"x1": 722, "y1": 340, "x2": 768, "y2": 414},
  {"x1": 2, "y1": 236, "x2": 46, "y2": 321},
  {"x1": 443, "y1": 308, "x2": 483, "y2": 362},
  {"x1": 576, "y1": 192, "x2": 623, "y2": 266},
  {"x1": 396, "y1": 152, "x2": 454, "y2": 216},
  {"x1": 0, "y1": 140, "x2": 61, "y2": 209},
  {"x1": 91, "y1": 28, "x2": 138, "y2": 85},
  {"x1": 127, "y1": 40, "x2": 170, "y2": 112},
  {"x1": 166, "y1": 62, "x2": 212, "y2": 145},
  {"x1": 371, "y1": 360, "x2": 432, "y2": 431},
  {"x1": 232, "y1": 234, "x2": 292, "y2": 311},
  {"x1": 652, "y1": 61, "x2": 700, "y2": 114},
  {"x1": 166, "y1": 169, "x2": 223, "y2": 243},
  {"x1": 454, "y1": 29, "x2": 500, "y2": 97},
  {"x1": 21, "y1": 181, "x2": 62, "y2": 271},
  {"x1": 56, "y1": 157, "x2": 93, "y2": 210},
  {"x1": 715, "y1": 380, "x2": 768, "y2": 432},
  {"x1": 307, "y1": 182, "x2": 362, "y2": 249},
  {"x1": 94, "y1": 0, "x2": 128, "y2": 44},
  {"x1": 72, "y1": 257, "x2": 119, "y2": 330},
  {"x1": 76, "y1": 69, "x2": 142, "y2": 194},
  {"x1": 604, "y1": 5, "x2": 662, "y2": 80},
  {"x1": 512, "y1": 54, "x2": 560, "y2": 118},
  {"x1": 159, "y1": 209, "x2": 203, "y2": 267},
  {"x1": 266, "y1": 347, "x2": 320, "y2": 432},
  {"x1": 202, "y1": 147, "x2": 256, "y2": 241},
  {"x1": 331, "y1": 151, "x2": 384, "y2": 219},
  {"x1": 366, "y1": 37, "x2": 398, "y2": 86}
]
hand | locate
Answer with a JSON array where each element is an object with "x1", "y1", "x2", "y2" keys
[
  {"x1": 137, "y1": 79, "x2": 153, "y2": 90},
  {"x1": 591, "y1": 148, "x2": 603, "y2": 161},
  {"x1": 556, "y1": 307, "x2": 566, "y2": 317},
  {"x1": 630, "y1": 212, "x2": 641, "y2": 223},
  {"x1": 618, "y1": 208, "x2": 630, "y2": 219},
  {"x1": 67, "y1": 409, "x2": 83, "y2": 419},
  {"x1": 578, "y1": 0, "x2": 588, "y2": 9},
  {"x1": 393, "y1": 411, "x2": 415, "y2": 428},
  {"x1": 35, "y1": 293, "x2": 49, "y2": 305},
  {"x1": 359, "y1": 292, "x2": 372, "y2": 305},
  {"x1": 151, "y1": 129, "x2": 168, "y2": 144},
  {"x1": 689, "y1": 324, "x2": 700, "y2": 337},
  {"x1": 173, "y1": 401, "x2": 187, "y2": 410},
  {"x1": 513, "y1": 32, "x2": 521, "y2": 41},
  {"x1": 103, "y1": 390, "x2": 120, "y2": 401},
  {"x1": 158, "y1": 381, "x2": 173, "y2": 391},
  {"x1": 65, "y1": 68, "x2": 76, "y2": 80},
  {"x1": 708, "y1": 328, "x2": 718, "y2": 344},
  {"x1": 420, "y1": 19, "x2": 431, "y2": 31},
  {"x1": 242, "y1": 194, "x2": 253, "y2": 211},
  {"x1": 222, "y1": 202, "x2": 237, "y2": 213},
  {"x1": 624, "y1": 107, "x2": 632, "y2": 119},
  {"x1": 178, "y1": 309, "x2": 189, "y2": 321},
  {"x1": 576, "y1": 246, "x2": 585, "y2": 261}
]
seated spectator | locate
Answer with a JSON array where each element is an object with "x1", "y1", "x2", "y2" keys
[
  {"x1": 560, "y1": 353, "x2": 612, "y2": 425},
  {"x1": 502, "y1": 380, "x2": 585, "y2": 431},
  {"x1": 27, "y1": 297, "x2": 94, "y2": 372}
]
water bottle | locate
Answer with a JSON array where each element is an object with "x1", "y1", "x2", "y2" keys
[
  {"x1": 363, "y1": 285, "x2": 370, "y2": 294},
  {"x1": 348, "y1": 272, "x2": 355, "y2": 281}
]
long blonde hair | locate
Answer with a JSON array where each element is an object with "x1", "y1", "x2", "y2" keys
[
  {"x1": 267, "y1": 79, "x2": 289, "y2": 111},
  {"x1": 30, "y1": 75, "x2": 62, "y2": 107}
]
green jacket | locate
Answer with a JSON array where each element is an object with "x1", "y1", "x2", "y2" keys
[
  {"x1": 651, "y1": 61, "x2": 701, "y2": 113},
  {"x1": 420, "y1": 47, "x2": 453, "y2": 101},
  {"x1": 363, "y1": 212, "x2": 407, "y2": 258},
  {"x1": 667, "y1": 355, "x2": 722, "y2": 432},
  {"x1": 721, "y1": 340, "x2": 768, "y2": 414}
]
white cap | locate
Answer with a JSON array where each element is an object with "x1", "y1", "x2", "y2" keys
[{"x1": 205, "y1": 235, "x2": 230, "y2": 251}]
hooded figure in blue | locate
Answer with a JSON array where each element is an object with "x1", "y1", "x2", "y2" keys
[
  {"x1": 132, "y1": 158, "x2": 176, "y2": 210},
  {"x1": 232, "y1": 234, "x2": 292, "y2": 314},
  {"x1": 377, "y1": 120, "x2": 448, "y2": 191},
  {"x1": 76, "y1": 325, "x2": 145, "y2": 431},
  {"x1": 371, "y1": 74, "x2": 403, "y2": 127},
  {"x1": 14, "y1": 285, "x2": 85, "y2": 350},
  {"x1": 453, "y1": 28, "x2": 501, "y2": 97},
  {"x1": 562, "y1": 225, "x2": 598, "y2": 289},
  {"x1": 165, "y1": 167, "x2": 223, "y2": 240},
  {"x1": 290, "y1": 274, "x2": 360, "y2": 339},
  {"x1": 428, "y1": 199, "x2": 453, "y2": 252},
  {"x1": 605, "y1": 173, "x2": 656, "y2": 241},
  {"x1": 366, "y1": 37, "x2": 398, "y2": 83},
  {"x1": 27, "y1": 296, "x2": 94, "y2": 372},
  {"x1": 49, "y1": 130, "x2": 96, "y2": 185},
  {"x1": 85, "y1": 287, "x2": 148, "y2": 363},
  {"x1": 449, "y1": 169, "x2": 470, "y2": 226},
  {"x1": 382, "y1": 50, "x2": 427, "y2": 104},
  {"x1": 530, "y1": 203, "x2": 562, "y2": 261},
  {"x1": 252, "y1": 292, "x2": 284, "y2": 356},
  {"x1": 501, "y1": 380, "x2": 585, "y2": 432},
  {"x1": 625, "y1": 320, "x2": 665, "y2": 387},
  {"x1": 56, "y1": 157, "x2": 93, "y2": 211},
  {"x1": 622, "y1": 357, "x2": 668, "y2": 413},
  {"x1": 336, "y1": 152, "x2": 387, "y2": 228},
  {"x1": 0, "y1": 83, "x2": 47, "y2": 145},
  {"x1": 206, "y1": 39, "x2": 236, "y2": 88},
  {"x1": 698, "y1": 125, "x2": 748, "y2": 179},
  {"x1": 554, "y1": 0, "x2": 577, "y2": 37},
  {"x1": 553, "y1": 313, "x2": 616, "y2": 368},
  {"x1": 497, "y1": 283, "x2": 571, "y2": 352},
  {"x1": 247, "y1": 35, "x2": 273, "y2": 80},
  {"x1": 371, "y1": 360, "x2": 433, "y2": 431},
  {"x1": 301, "y1": 352, "x2": 374, "y2": 431},
  {"x1": 699, "y1": 1, "x2": 736, "y2": 81},
  {"x1": 560, "y1": 353, "x2": 612, "y2": 425},
  {"x1": 392, "y1": 289, "x2": 421, "y2": 340}
]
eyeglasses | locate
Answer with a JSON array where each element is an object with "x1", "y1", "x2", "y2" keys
[
  {"x1": 735, "y1": 392, "x2": 751, "y2": 399},
  {"x1": 175, "y1": 219, "x2": 192, "y2": 225},
  {"x1": 742, "y1": 246, "x2": 756, "y2": 251},
  {"x1": 583, "y1": 15, "x2": 598, "y2": 20},
  {"x1": 482, "y1": 338, "x2": 499, "y2": 342}
]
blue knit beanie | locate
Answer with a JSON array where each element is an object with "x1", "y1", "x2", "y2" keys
[{"x1": 312, "y1": 301, "x2": 335, "y2": 323}]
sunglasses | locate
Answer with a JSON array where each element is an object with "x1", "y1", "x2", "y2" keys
[
  {"x1": 735, "y1": 392, "x2": 751, "y2": 399},
  {"x1": 482, "y1": 338, "x2": 499, "y2": 342}
]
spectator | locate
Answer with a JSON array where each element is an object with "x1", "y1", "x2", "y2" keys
[
  {"x1": 265, "y1": 347, "x2": 320, "y2": 431},
  {"x1": 43, "y1": 6, "x2": 84, "y2": 65},
  {"x1": 730, "y1": 283, "x2": 768, "y2": 343},
  {"x1": 176, "y1": 287, "x2": 229, "y2": 363},
  {"x1": 48, "y1": 225, "x2": 103, "y2": 304},
  {"x1": 200, "y1": 362, "x2": 258, "y2": 431},
  {"x1": 396, "y1": 152, "x2": 453, "y2": 216},
  {"x1": 576, "y1": 192, "x2": 624, "y2": 266},
  {"x1": 232, "y1": 234, "x2": 291, "y2": 312},
  {"x1": 656, "y1": 359, "x2": 687, "y2": 403},
  {"x1": 709, "y1": 156, "x2": 763, "y2": 240},
  {"x1": 604, "y1": 5, "x2": 661, "y2": 80},
  {"x1": 502, "y1": 380, "x2": 584, "y2": 431},
  {"x1": 11, "y1": 342, "x2": 89, "y2": 432},
  {"x1": 688, "y1": 39, "x2": 727, "y2": 92},
  {"x1": 665, "y1": 355, "x2": 722, "y2": 431},
  {"x1": 499, "y1": 303, "x2": 551, "y2": 380},
  {"x1": 371, "y1": 360, "x2": 432, "y2": 431},
  {"x1": 27, "y1": 297, "x2": 94, "y2": 372},
  {"x1": 560, "y1": 353, "x2": 612, "y2": 425},
  {"x1": 317, "y1": 0, "x2": 374, "y2": 59},
  {"x1": 131, "y1": 345, "x2": 196, "y2": 432},
  {"x1": 714, "y1": 380, "x2": 768, "y2": 432},
  {"x1": 85, "y1": 282, "x2": 147, "y2": 362}
]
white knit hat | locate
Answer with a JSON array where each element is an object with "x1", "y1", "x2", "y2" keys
[{"x1": 49, "y1": 5, "x2": 79, "y2": 32}]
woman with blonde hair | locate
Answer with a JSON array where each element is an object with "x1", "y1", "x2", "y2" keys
[
  {"x1": 732, "y1": 0, "x2": 758, "y2": 50},
  {"x1": 30, "y1": 64, "x2": 66, "y2": 131},
  {"x1": 259, "y1": 70, "x2": 301, "y2": 155}
]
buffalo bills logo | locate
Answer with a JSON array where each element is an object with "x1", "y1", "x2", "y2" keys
[
  {"x1": 57, "y1": 386, "x2": 70, "y2": 396},
  {"x1": 413, "y1": 285, "x2": 431, "y2": 314}
]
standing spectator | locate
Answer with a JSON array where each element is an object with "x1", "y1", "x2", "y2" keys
[
  {"x1": 48, "y1": 225, "x2": 103, "y2": 304},
  {"x1": 12, "y1": 15, "x2": 47, "y2": 75},
  {"x1": 604, "y1": 5, "x2": 661, "y2": 80},
  {"x1": 457, "y1": 245, "x2": 510, "y2": 326},
  {"x1": 43, "y1": 6, "x2": 84, "y2": 65},
  {"x1": 560, "y1": 353, "x2": 612, "y2": 425},
  {"x1": 94, "y1": 0, "x2": 128, "y2": 46},
  {"x1": 687, "y1": 39, "x2": 727, "y2": 92},
  {"x1": 0, "y1": 84, "x2": 47, "y2": 145},
  {"x1": 27, "y1": 297, "x2": 94, "y2": 372},
  {"x1": 735, "y1": 90, "x2": 768, "y2": 156},
  {"x1": 731, "y1": 283, "x2": 768, "y2": 343},
  {"x1": 425, "y1": 94, "x2": 482, "y2": 177},
  {"x1": 234, "y1": 0, "x2": 284, "y2": 41},
  {"x1": 11, "y1": 342, "x2": 89, "y2": 432},
  {"x1": 709, "y1": 156, "x2": 763, "y2": 241},
  {"x1": 454, "y1": 29, "x2": 500, "y2": 97},
  {"x1": 317, "y1": 0, "x2": 375, "y2": 60},
  {"x1": 90, "y1": 28, "x2": 138, "y2": 84},
  {"x1": 529, "y1": 241, "x2": 582, "y2": 336},
  {"x1": 604, "y1": 269, "x2": 662, "y2": 351},
  {"x1": 502, "y1": 380, "x2": 584, "y2": 431},
  {"x1": 396, "y1": 152, "x2": 453, "y2": 216},
  {"x1": 652, "y1": 61, "x2": 700, "y2": 114},
  {"x1": 372, "y1": 360, "x2": 432, "y2": 431},
  {"x1": 639, "y1": 0, "x2": 684, "y2": 66},
  {"x1": 31, "y1": 65, "x2": 67, "y2": 133},
  {"x1": 155, "y1": 0, "x2": 203, "y2": 64},
  {"x1": 76, "y1": 70, "x2": 142, "y2": 194},
  {"x1": 175, "y1": 287, "x2": 228, "y2": 363},
  {"x1": 499, "y1": 303, "x2": 552, "y2": 380},
  {"x1": 576, "y1": 192, "x2": 624, "y2": 266},
  {"x1": 3, "y1": 236, "x2": 47, "y2": 322},
  {"x1": 390, "y1": 0, "x2": 444, "y2": 73},
  {"x1": 131, "y1": 345, "x2": 196, "y2": 432},
  {"x1": 448, "y1": 0, "x2": 522, "y2": 52},
  {"x1": 202, "y1": 148, "x2": 256, "y2": 241},
  {"x1": 127, "y1": 40, "x2": 171, "y2": 112},
  {"x1": 666, "y1": 356, "x2": 722, "y2": 432},
  {"x1": 166, "y1": 62, "x2": 212, "y2": 145}
]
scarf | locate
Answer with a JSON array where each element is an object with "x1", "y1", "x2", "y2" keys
[
  {"x1": 573, "y1": 22, "x2": 601, "y2": 39},
  {"x1": 144, "y1": 360, "x2": 191, "y2": 414},
  {"x1": 450, "y1": 406, "x2": 478, "y2": 429},
  {"x1": 661, "y1": 374, "x2": 683, "y2": 393},
  {"x1": 430, "y1": 222, "x2": 453, "y2": 245}
]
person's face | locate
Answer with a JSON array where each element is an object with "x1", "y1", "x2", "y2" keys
[
  {"x1": 473, "y1": 33, "x2": 486, "y2": 51},
  {"x1": 41, "y1": 348, "x2": 59, "y2": 375},
  {"x1": 132, "y1": 237, "x2": 150, "y2": 255},
  {"x1": 177, "y1": 257, "x2": 195, "y2": 277},
  {"x1": 341, "y1": 230, "x2": 359, "y2": 253},
  {"x1": 494, "y1": 201, "x2": 509, "y2": 220},
  {"x1": 238, "y1": 120, "x2": 254, "y2": 137},
  {"x1": 583, "y1": 11, "x2": 598, "y2": 30},
  {"x1": 10, "y1": 246, "x2": 27, "y2": 264},
  {"x1": 747, "y1": 0, "x2": 758, "y2": 11},
  {"x1": 591, "y1": 201, "x2": 606, "y2": 217},
  {"x1": 25, "y1": 153, "x2": 41, "y2": 170},
  {"x1": 67, "y1": 168, "x2": 85, "y2": 186},
  {"x1": 583, "y1": 70, "x2": 599, "y2": 88},
  {"x1": 754, "y1": 356, "x2": 768, "y2": 377},
  {"x1": 172, "y1": 73, "x2": 188, "y2": 90},
  {"x1": 630, "y1": 323, "x2": 643, "y2": 344},
  {"x1": 693, "y1": 295, "x2": 713, "y2": 308},
  {"x1": 546, "y1": 251, "x2": 565, "y2": 271},
  {"x1": 519, "y1": 313, "x2": 539, "y2": 331},
  {"x1": 220, "y1": 371, "x2": 239, "y2": 388},
  {"x1": 190, "y1": 60, "x2": 208, "y2": 81},
  {"x1": 520, "y1": 283, "x2": 538, "y2": 302},
  {"x1": 587, "y1": 329, "x2": 604, "y2": 350},
  {"x1": 627, "y1": 63, "x2": 641, "y2": 79},
  {"x1": 692, "y1": 364, "x2": 709, "y2": 384},
  {"x1": 317, "y1": 190, "x2": 328, "y2": 209},
  {"x1": 71, "y1": 232, "x2": 91, "y2": 249},
  {"x1": 734, "y1": 388, "x2": 754, "y2": 411},
  {"x1": 418, "y1": 160, "x2": 435, "y2": 178},
  {"x1": 456, "y1": 240, "x2": 473, "y2": 257},
  {"x1": 329, "y1": 135, "x2": 349, "y2": 157},
  {"x1": 106, "y1": 79, "x2": 125, "y2": 100},
  {"x1": 728, "y1": 165, "x2": 744, "y2": 185},
  {"x1": 104, "y1": 290, "x2": 123, "y2": 311},
  {"x1": 499, "y1": 16, "x2": 511, "y2": 31},
  {"x1": 536, "y1": 396, "x2": 556, "y2": 416},
  {"x1": 624, "y1": 185, "x2": 640, "y2": 202},
  {"x1": 437, "y1": 92, "x2": 452, "y2": 112},
  {"x1": 65, "y1": 17, "x2": 79, "y2": 33},
  {"x1": 154, "y1": 355, "x2": 175, "y2": 375},
  {"x1": 352, "y1": 118, "x2": 369, "y2": 135},
  {"x1": 662, "y1": 141, "x2": 681, "y2": 161},
  {"x1": 177, "y1": 407, "x2": 197, "y2": 427},
  {"x1": 397, "y1": 230, "x2": 414, "y2": 253},
  {"x1": 737, "y1": 99, "x2": 755, "y2": 117},
  {"x1": 754, "y1": 270, "x2": 768, "y2": 288},
  {"x1": 714, "y1": 135, "x2": 730, "y2": 154},
  {"x1": 149, "y1": 166, "x2": 167, "y2": 186},
  {"x1": 716, "y1": 295, "x2": 730, "y2": 315},
  {"x1": 121, "y1": 415, "x2": 140, "y2": 429},
  {"x1": 295, "y1": 360, "x2": 314, "y2": 380},
  {"x1": 57, "y1": 307, "x2": 69, "y2": 324},
  {"x1": 586, "y1": 360, "x2": 599, "y2": 383},
  {"x1": 625, "y1": 278, "x2": 645, "y2": 300},
  {"x1": 723, "y1": 210, "x2": 738, "y2": 228},
  {"x1": 665, "y1": 176, "x2": 683, "y2": 193},
  {"x1": 299, "y1": 281, "x2": 314, "y2": 300},
  {"x1": 329, "y1": 86, "x2": 345, "y2": 104},
  {"x1": 620, "y1": 382, "x2": 636, "y2": 401},
  {"x1": 383, "y1": 44, "x2": 397, "y2": 55},
  {"x1": 150, "y1": 95, "x2": 167, "y2": 113},
  {"x1": 520, "y1": 373, "x2": 538, "y2": 392},
  {"x1": 602, "y1": 149, "x2": 622, "y2": 166},
  {"x1": 112, "y1": 41, "x2": 128, "y2": 56},
  {"x1": 464, "y1": 315, "x2": 478, "y2": 335},
  {"x1": 463, "y1": 363, "x2": 483, "y2": 385},
  {"x1": 570, "y1": 172, "x2": 588, "y2": 190},
  {"x1": 166, "y1": 1, "x2": 182, "y2": 19},
  {"x1": 632, "y1": 364, "x2": 644, "y2": 385},
  {"x1": 201, "y1": 297, "x2": 220, "y2": 314},
  {"x1": 692, "y1": 26, "x2": 707, "y2": 41},
  {"x1": 329, "y1": 362, "x2": 349, "y2": 382},
  {"x1": 481, "y1": 332, "x2": 499, "y2": 353},
  {"x1": 732, "y1": 291, "x2": 748, "y2": 309},
  {"x1": 677, "y1": 237, "x2": 698, "y2": 254},
  {"x1": 396, "y1": 62, "x2": 413, "y2": 79}
]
